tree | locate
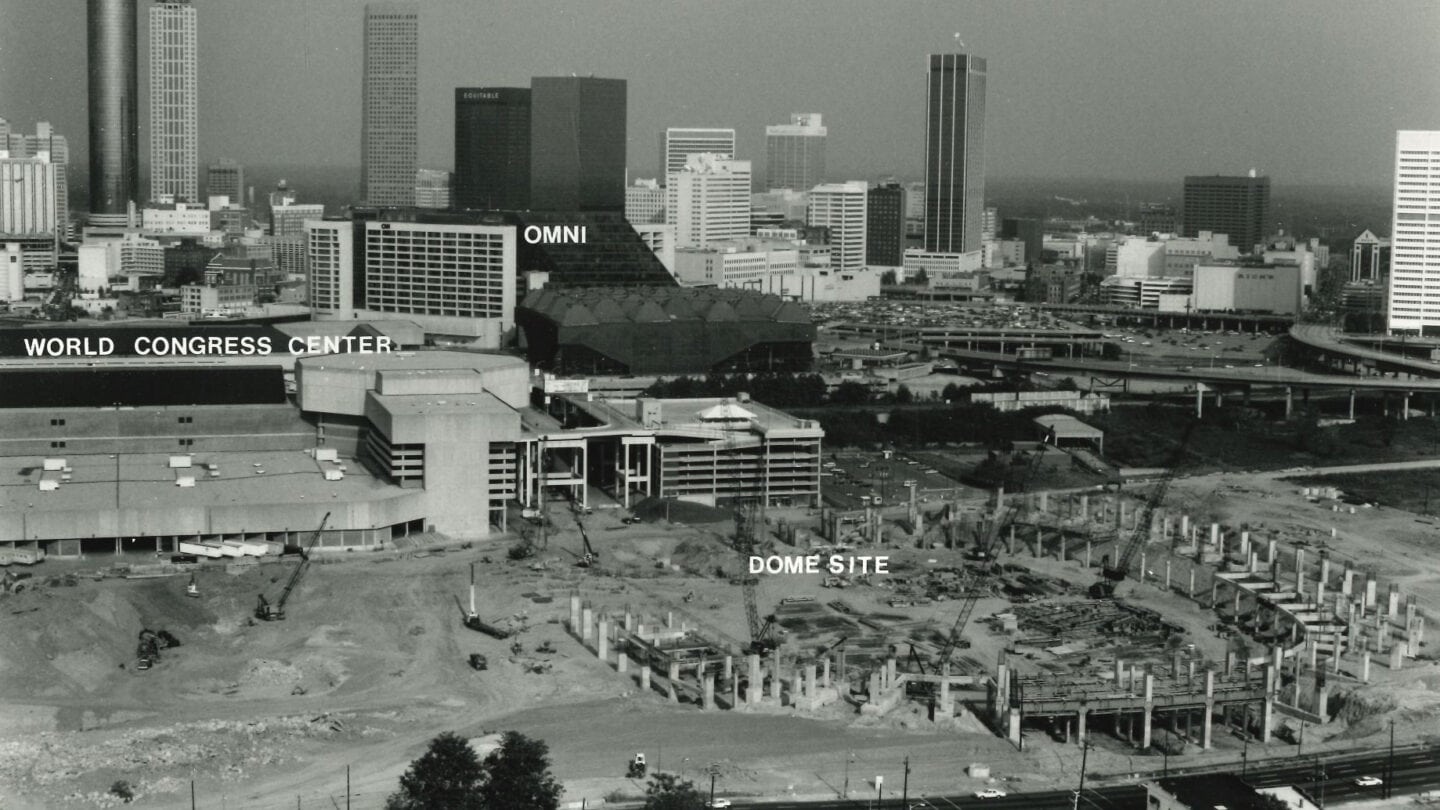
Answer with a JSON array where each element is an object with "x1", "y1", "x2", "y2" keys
[
  {"x1": 478, "y1": 731, "x2": 563, "y2": 810},
  {"x1": 830, "y1": 381, "x2": 872, "y2": 406},
  {"x1": 643, "y1": 773, "x2": 705, "y2": 810},
  {"x1": 879, "y1": 269, "x2": 897, "y2": 286},
  {"x1": 386, "y1": 732, "x2": 486, "y2": 810},
  {"x1": 895, "y1": 384, "x2": 914, "y2": 405}
]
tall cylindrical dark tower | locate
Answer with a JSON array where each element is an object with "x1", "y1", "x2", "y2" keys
[{"x1": 87, "y1": 0, "x2": 139, "y2": 218}]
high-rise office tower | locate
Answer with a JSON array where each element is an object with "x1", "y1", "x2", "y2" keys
[
  {"x1": 149, "y1": 0, "x2": 198, "y2": 203},
  {"x1": 87, "y1": 0, "x2": 140, "y2": 218},
  {"x1": 808, "y1": 182, "x2": 868, "y2": 271},
  {"x1": 1350, "y1": 229, "x2": 1390, "y2": 283},
  {"x1": 667, "y1": 154, "x2": 751, "y2": 248},
  {"x1": 1001, "y1": 217, "x2": 1043, "y2": 267},
  {"x1": 1386, "y1": 131, "x2": 1440, "y2": 335},
  {"x1": 924, "y1": 54, "x2": 986, "y2": 254},
  {"x1": 764, "y1": 114, "x2": 826, "y2": 192},
  {"x1": 0, "y1": 155, "x2": 57, "y2": 238},
  {"x1": 2, "y1": 120, "x2": 70, "y2": 238},
  {"x1": 454, "y1": 87, "x2": 531, "y2": 210},
  {"x1": 661, "y1": 128, "x2": 735, "y2": 178},
  {"x1": 207, "y1": 159, "x2": 243, "y2": 202},
  {"x1": 414, "y1": 169, "x2": 452, "y2": 209},
  {"x1": 361, "y1": 2, "x2": 419, "y2": 207},
  {"x1": 866, "y1": 182, "x2": 904, "y2": 267},
  {"x1": 530, "y1": 76, "x2": 627, "y2": 212},
  {"x1": 271, "y1": 202, "x2": 325, "y2": 237},
  {"x1": 1181, "y1": 174, "x2": 1270, "y2": 254}
]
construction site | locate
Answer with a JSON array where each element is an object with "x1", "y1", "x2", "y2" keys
[{"x1": 2, "y1": 413, "x2": 1439, "y2": 808}]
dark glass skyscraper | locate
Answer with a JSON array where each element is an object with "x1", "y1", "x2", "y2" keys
[
  {"x1": 1182, "y1": 174, "x2": 1271, "y2": 253},
  {"x1": 530, "y1": 77, "x2": 627, "y2": 212},
  {"x1": 454, "y1": 88, "x2": 531, "y2": 210},
  {"x1": 923, "y1": 53, "x2": 986, "y2": 254},
  {"x1": 866, "y1": 182, "x2": 905, "y2": 266},
  {"x1": 87, "y1": 0, "x2": 140, "y2": 217}
]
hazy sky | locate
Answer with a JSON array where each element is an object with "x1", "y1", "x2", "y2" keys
[{"x1": 2, "y1": 0, "x2": 1438, "y2": 187}]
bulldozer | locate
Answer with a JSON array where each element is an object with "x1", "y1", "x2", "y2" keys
[{"x1": 468, "y1": 653, "x2": 489, "y2": 671}]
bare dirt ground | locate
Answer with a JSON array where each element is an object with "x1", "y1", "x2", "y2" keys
[{"x1": 2, "y1": 486, "x2": 1437, "y2": 808}]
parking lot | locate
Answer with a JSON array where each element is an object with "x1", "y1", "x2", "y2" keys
[{"x1": 820, "y1": 448, "x2": 978, "y2": 511}]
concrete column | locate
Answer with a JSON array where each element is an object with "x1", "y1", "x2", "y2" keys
[
  {"x1": 870, "y1": 671, "x2": 883, "y2": 703},
  {"x1": 1390, "y1": 644, "x2": 1404, "y2": 670},
  {"x1": 1077, "y1": 709, "x2": 1087, "y2": 744},
  {"x1": 1181, "y1": 514, "x2": 1190, "y2": 539},
  {"x1": 822, "y1": 658, "x2": 831, "y2": 688},
  {"x1": 938, "y1": 678, "x2": 952, "y2": 715},
  {"x1": 1189, "y1": 567, "x2": 1197, "y2": 598},
  {"x1": 1211, "y1": 580, "x2": 1220, "y2": 609},
  {"x1": 724, "y1": 655, "x2": 733, "y2": 681},
  {"x1": 1342, "y1": 565, "x2": 1354, "y2": 597},
  {"x1": 667, "y1": 662, "x2": 680, "y2": 702},
  {"x1": 1114, "y1": 658, "x2": 1125, "y2": 685},
  {"x1": 1007, "y1": 709, "x2": 1022, "y2": 746},
  {"x1": 1203, "y1": 669, "x2": 1215, "y2": 750},
  {"x1": 623, "y1": 610, "x2": 634, "y2": 632},
  {"x1": 996, "y1": 662, "x2": 1009, "y2": 719},
  {"x1": 1142, "y1": 673, "x2": 1154, "y2": 749},
  {"x1": 1210, "y1": 522, "x2": 1219, "y2": 548},
  {"x1": 1165, "y1": 559, "x2": 1172, "y2": 591},
  {"x1": 597, "y1": 618, "x2": 609, "y2": 662},
  {"x1": 1249, "y1": 551, "x2": 1260, "y2": 574},
  {"x1": 1039, "y1": 491, "x2": 1049, "y2": 512},
  {"x1": 1317, "y1": 685, "x2": 1330, "y2": 720},
  {"x1": 1296, "y1": 568, "x2": 1306, "y2": 599},
  {"x1": 805, "y1": 664, "x2": 817, "y2": 698},
  {"x1": 1233, "y1": 585, "x2": 1242, "y2": 616},
  {"x1": 666, "y1": 611, "x2": 675, "y2": 628},
  {"x1": 770, "y1": 662, "x2": 781, "y2": 701},
  {"x1": 703, "y1": 673, "x2": 716, "y2": 710},
  {"x1": 1080, "y1": 495, "x2": 1089, "y2": 520},
  {"x1": 1267, "y1": 539, "x2": 1278, "y2": 566},
  {"x1": 1365, "y1": 577, "x2": 1378, "y2": 609},
  {"x1": 1387, "y1": 584, "x2": 1400, "y2": 619},
  {"x1": 1315, "y1": 575, "x2": 1326, "y2": 607},
  {"x1": 1361, "y1": 651, "x2": 1371, "y2": 682},
  {"x1": 1240, "y1": 530, "x2": 1250, "y2": 557},
  {"x1": 791, "y1": 671, "x2": 802, "y2": 703},
  {"x1": 1319, "y1": 552, "x2": 1331, "y2": 588},
  {"x1": 748, "y1": 654, "x2": 762, "y2": 704},
  {"x1": 1226, "y1": 650, "x2": 1236, "y2": 676},
  {"x1": 1162, "y1": 515, "x2": 1172, "y2": 543},
  {"x1": 1261, "y1": 668, "x2": 1276, "y2": 743},
  {"x1": 618, "y1": 652, "x2": 629, "y2": 673},
  {"x1": 581, "y1": 607, "x2": 594, "y2": 643},
  {"x1": 886, "y1": 656, "x2": 897, "y2": 686},
  {"x1": 1139, "y1": 552, "x2": 1147, "y2": 583},
  {"x1": 1084, "y1": 541, "x2": 1092, "y2": 569},
  {"x1": 1285, "y1": 386, "x2": 1293, "y2": 417},
  {"x1": 569, "y1": 594, "x2": 582, "y2": 631},
  {"x1": 641, "y1": 665, "x2": 652, "y2": 692}
]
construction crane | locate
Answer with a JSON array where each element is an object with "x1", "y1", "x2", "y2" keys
[
  {"x1": 734, "y1": 504, "x2": 779, "y2": 656},
  {"x1": 462, "y1": 562, "x2": 513, "y2": 639},
  {"x1": 573, "y1": 501, "x2": 598, "y2": 567},
  {"x1": 255, "y1": 512, "x2": 330, "y2": 621},
  {"x1": 969, "y1": 430, "x2": 1052, "y2": 563},
  {"x1": 1092, "y1": 420, "x2": 1199, "y2": 598}
]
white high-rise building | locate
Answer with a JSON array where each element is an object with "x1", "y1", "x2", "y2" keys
[
  {"x1": 807, "y1": 182, "x2": 867, "y2": 271},
  {"x1": 667, "y1": 154, "x2": 751, "y2": 249},
  {"x1": 0, "y1": 155, "x2": 57, "y2": 239},
  {"x1": 307, "y1": 218, "x2": 516, "y2": 347},
  {"x1": 414, "y1": 168, "x2": 451, "y2": 209},
  {"x1": 149, "y1": 0, "x2": 198, "y2": 203},
  {"x1": 1387, "y1": 131, "x2": 1440, "y2": 335},
  {"x1": 661, "y1": 128, "x2": 735, "y2": 178},
  {"x1": 625, "y1": 178, "x2": 666, "y2": 225},
  {"x1": 2, "y1": 120, "x2": 70, "y2": 238}
]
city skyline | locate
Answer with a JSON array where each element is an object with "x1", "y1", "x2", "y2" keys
[{"x1": 4, "y1": 1, "x2": 1437, "y2": 189}]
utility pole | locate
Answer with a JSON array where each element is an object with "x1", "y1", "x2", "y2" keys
[
  {"x1": 1386, "y1": 718, "x2": 1395, "y2": 799},
  {"x1": 346, "y1": 764, "x2": 351, "y2": 810},
  {"x1": 1072, "y1": 741, "x2": 1090, "y2": 810},
  {"x1": 901, "y1": 756, "x2": 911, "y2": 810}
]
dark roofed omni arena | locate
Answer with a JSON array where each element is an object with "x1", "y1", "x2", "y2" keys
[{"x1": 515, "y1": 286, "x2": 816, "y2": 375}]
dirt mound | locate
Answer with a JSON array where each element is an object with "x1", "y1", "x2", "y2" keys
[{"x1": 631, "y1": 496, "x2": 732, "y2": 525}]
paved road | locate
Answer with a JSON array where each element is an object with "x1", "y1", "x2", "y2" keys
[
  {"x1": 734, "y1": 745, "x2": 1440, "y2": 809},
  {"x1": 1290, "y1": 324, "x2": 1440, "y2": 378}
]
